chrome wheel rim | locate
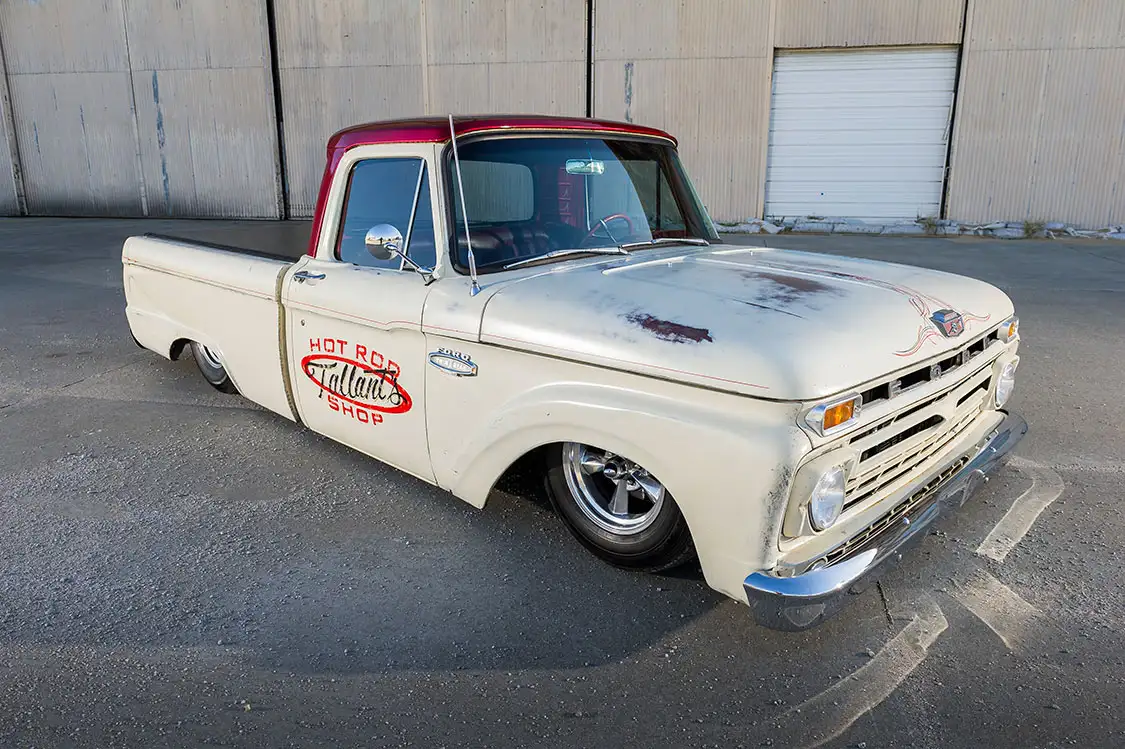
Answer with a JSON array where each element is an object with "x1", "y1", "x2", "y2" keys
[
  {"x1": 198, "y1": 344, "x2": 224, "y2": 369},
  {"x1": 561, "y1": 442, "x2": 666, "y2": 535}
]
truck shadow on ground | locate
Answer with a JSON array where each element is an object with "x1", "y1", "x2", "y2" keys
[
  {"x1": 234, "y1": 421, "x2": 728, "y2": 676},
  {"x1": 0, "y1": 358, "x2": 730, "y2": 676}
]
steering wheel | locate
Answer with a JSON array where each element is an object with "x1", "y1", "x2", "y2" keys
[{"x1": 581, "y1": 213, "x2": 635, "y2": 245}]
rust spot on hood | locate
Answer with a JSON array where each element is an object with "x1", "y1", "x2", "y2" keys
[
  {"x1": 625, "y1": 312, "x2": 713, "y2": 344},
  {"x1": 741, "y1": 271, "x2": 841, "y2": 307}
]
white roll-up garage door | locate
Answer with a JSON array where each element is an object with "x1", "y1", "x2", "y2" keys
[{"x1": 765, "y1": 47, "x2": 959, "y2": 223}]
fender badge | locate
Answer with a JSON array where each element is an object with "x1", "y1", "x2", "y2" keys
[
  {"x1": 930, "y1": 309, "x2": 965, "y2": 338},
  {"x1": 428, "y1": 350, "x2": 478, "y2": 377}
]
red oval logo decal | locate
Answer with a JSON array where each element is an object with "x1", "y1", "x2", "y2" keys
[{"x1": 301, "y1": 354, "x2": 412, "y2": 414}]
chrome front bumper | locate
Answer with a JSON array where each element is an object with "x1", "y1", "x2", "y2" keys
[{"x1": 744, "y1": 411, "x2": 1028, "y2": 631}]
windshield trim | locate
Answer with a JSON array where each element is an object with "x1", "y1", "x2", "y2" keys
[{"x1": 439, "y1": 133, "x2": 718, "y2": 278}]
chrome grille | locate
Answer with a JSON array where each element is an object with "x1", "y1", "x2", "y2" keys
[
  {"x1": 826, "y1": 453, "x2": 972, "y2": 566},
  {"x1": 844, "y1": 362, "x2": 993, "y2": 510},
  {"x1": 857, "y1": 328, "x2": 999, "y2": 409}
]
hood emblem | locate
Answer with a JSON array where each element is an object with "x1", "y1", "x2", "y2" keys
[{"x1": 930, "y1": 309, "x2": 965, "y2": 338}]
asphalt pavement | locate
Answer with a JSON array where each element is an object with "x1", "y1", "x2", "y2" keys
[{"x1": 0, "y1": 218, "x2": 1122, "y2": 748}]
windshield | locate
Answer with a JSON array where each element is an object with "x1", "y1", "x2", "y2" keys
[{"x1": 448, "y1": 136, "x2": 719, "y2": 273}]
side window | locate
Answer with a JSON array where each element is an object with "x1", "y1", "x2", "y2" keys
[{"x1": 336, "y1": 158, "x2": 437, "y2": 270}]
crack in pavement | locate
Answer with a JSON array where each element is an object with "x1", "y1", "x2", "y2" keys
[
  {"x1": 0, "y1": 356, "x2": 260, "y2": 414},
  {"x1": 57, "y1": 357, "x2": 144, "y2": 391},
  {"x1": 0, "y1": 358, "x2": 145, "y2": 414}
]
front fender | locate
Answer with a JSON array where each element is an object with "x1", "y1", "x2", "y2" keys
[{"x1": 444, "y1": 378, "x2": 812, "y2": 603}]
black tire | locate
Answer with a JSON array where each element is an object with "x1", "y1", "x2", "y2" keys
[
  {"x1": 189, "y1": 341, "x2": 238, "y2": 394},
  {"x1": 544, "y1": 443, "x2": 696, "y2": 572}
]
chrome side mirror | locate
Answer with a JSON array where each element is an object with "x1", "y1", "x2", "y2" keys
[
  {"x1": 363, "y1": 223, "x2": 435, "y2": 283},
  {"x1": 365, "y1": 224, "x2": 403, "y2": 261}
]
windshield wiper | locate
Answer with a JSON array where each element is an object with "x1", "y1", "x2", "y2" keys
[
  {"x1": 617, "y1": 237, "x2": 711, "y2": 251},
  {"x1": 503, "y1": 246, "x2": 630, "y2": 270},
  {"x1": 500, "y1": 237, "x2": 708, "y2": 270}
]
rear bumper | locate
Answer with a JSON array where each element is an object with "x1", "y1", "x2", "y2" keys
[{"x1": 743, "y1": 411, "x2": 1028, "y2": 631}]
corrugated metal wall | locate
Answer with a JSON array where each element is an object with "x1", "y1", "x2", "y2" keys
[
  {"x1": 775, "y1": 0, "x2": 964, "y2": 48},
  {"x1": 425, "y1": 0, "x2": 586, "y2": 115},
  {"x1": 946, "y1": 0, "x2": 1125, "y2": 226},
  {"x1": 592, "y1": 0, "x2": 773, "y2": 223},
  {"x1": 0, "y1": 0, "x2": 1118, "y2": 227},
  {"x1": 1, "y1": 0, "x2": 145, "y2": 215},
  {"x1": 274, "y1": 0, "x2": 425, "y2": 218},
  {"x1": 276, "y1": 0, "x2": 586, "y2": 218},
  {"x1": 0, "y1": 0, "x2": 281, "y2": 218},
  {"x1": 592, "y1": 0, "x2": 967, "y2": 223},
  {"x1": 125, "y1": 0, "x2": 282, "y2": 218}
]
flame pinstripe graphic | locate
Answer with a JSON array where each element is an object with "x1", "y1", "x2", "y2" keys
[{"x1": 748, "y1": 259, "x2": 993, "y2": 357}]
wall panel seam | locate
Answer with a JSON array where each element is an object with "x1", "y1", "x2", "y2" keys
[
  {"x1": 940, "y1": 0, "x2": 971, "y2": 218},
  {"x1": 756, "y1": 0, "x2": 777, "y2": 218},
  {"x1": 120, "y1": 0, "x2": 148, "y2": 216},
  {"x1": 0, "y1": 13, "x2": 26, "y2": 215},
  {"x1": 263, "y1": 0, "x2": 288, "y2": 219}
]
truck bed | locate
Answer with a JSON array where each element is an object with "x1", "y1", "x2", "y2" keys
[
  {"x1": 122, "y1": 233, "x2": 298, "y2": 421},
  {"x1": 140, "y1": 233, "x2": 302, "y2": 263},
  {"x1": 138, "y1": 219, "x2": 312, "y2": 262}
]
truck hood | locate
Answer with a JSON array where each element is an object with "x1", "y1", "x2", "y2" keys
[{"x1": 479, "y1": 245, "x2": 1015, "y2": 401}]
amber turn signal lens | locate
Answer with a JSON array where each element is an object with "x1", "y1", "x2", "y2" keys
[
  {"x1": 805, "y1": 395, "x2": 862, "y2": 435},
  {"x1": 822, "y1": 399, "x2": 857, "y2": 431},
  {"x1": 999, "y1": 315, "x2": 1019, "y2": 342}
]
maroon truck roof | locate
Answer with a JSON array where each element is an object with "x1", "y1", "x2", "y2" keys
[
  {"x1": 307, "y1": 115, "x2": 677, "y2": 256},
  {"x1": 326, "y1": 115, "x2": 677, "y2": 151}
]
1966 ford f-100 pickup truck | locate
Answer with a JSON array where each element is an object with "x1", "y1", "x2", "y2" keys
[{"x1": 122, "y1": 114, "x2": 1026, "y2": 630}]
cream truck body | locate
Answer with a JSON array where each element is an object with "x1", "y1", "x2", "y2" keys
[{"x1": 121, "y1": 116, "x2": 1025, "y2": 630}]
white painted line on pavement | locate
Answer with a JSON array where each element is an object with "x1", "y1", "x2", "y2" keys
[
  {"x1": 950, "y1": 569, "x2": 1040, "y2": 650},
  {"x1": 976, "y1": 458, "x2": 1064, "y2": 563},
  {"x1": 755, "y1": 595, "x2": 948, "y2": 749}
]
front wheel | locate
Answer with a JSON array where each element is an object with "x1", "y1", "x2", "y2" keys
[
  {"x1": 189, "y1": 341, "x2": 238, "y2": 394},
  {"x1": 545, "y1": 442, "x2": 696, "y2": 572}
]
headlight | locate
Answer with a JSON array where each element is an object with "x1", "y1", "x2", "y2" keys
[
  {"x1": 995, "y1": 357, "x2": 1018, "y2": 407},
  {"x1": 784, "y1": 450, "x2": 857, "y2": 538},
  {"x1": 808, "y1": 466, "x2": 846, "y2": 531},
  {"x1": 999, "y1": 316, "x2": 1019, "y2": 342}
]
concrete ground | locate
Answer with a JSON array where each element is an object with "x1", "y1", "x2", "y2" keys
[{"x1": 1, "y1": 218, "x2": 1123, "y2": 748}]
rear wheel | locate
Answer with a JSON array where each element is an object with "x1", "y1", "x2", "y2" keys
[
  {"x1": 545, "y1": 442, "x2": 696, "y2": 572},
  {"x1": 189, "y1": 341, "x2": 238, "y2": 394}
]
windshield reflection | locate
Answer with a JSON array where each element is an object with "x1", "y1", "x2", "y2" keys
[{"x1": 449, "y1": 136, "x2": 719, "y2": 273}]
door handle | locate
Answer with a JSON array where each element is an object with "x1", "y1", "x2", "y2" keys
[{"x1": 294, "y1": 270, "x2": 326, "y2": 283}]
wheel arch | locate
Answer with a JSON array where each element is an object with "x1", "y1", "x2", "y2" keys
[
  {"x1": 169, "y1": 337, "x2": 191, "y2": 360},
  {"x1": 438, "y1": 382, "x2": 812, "y2": 603},
  {"x1": 452, "y1": 424, "x2": 675, "y2": 512}
]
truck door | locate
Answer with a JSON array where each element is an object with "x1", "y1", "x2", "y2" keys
[{"x1": 282, "y1": 149, "x2": 440, "y2": 483}]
